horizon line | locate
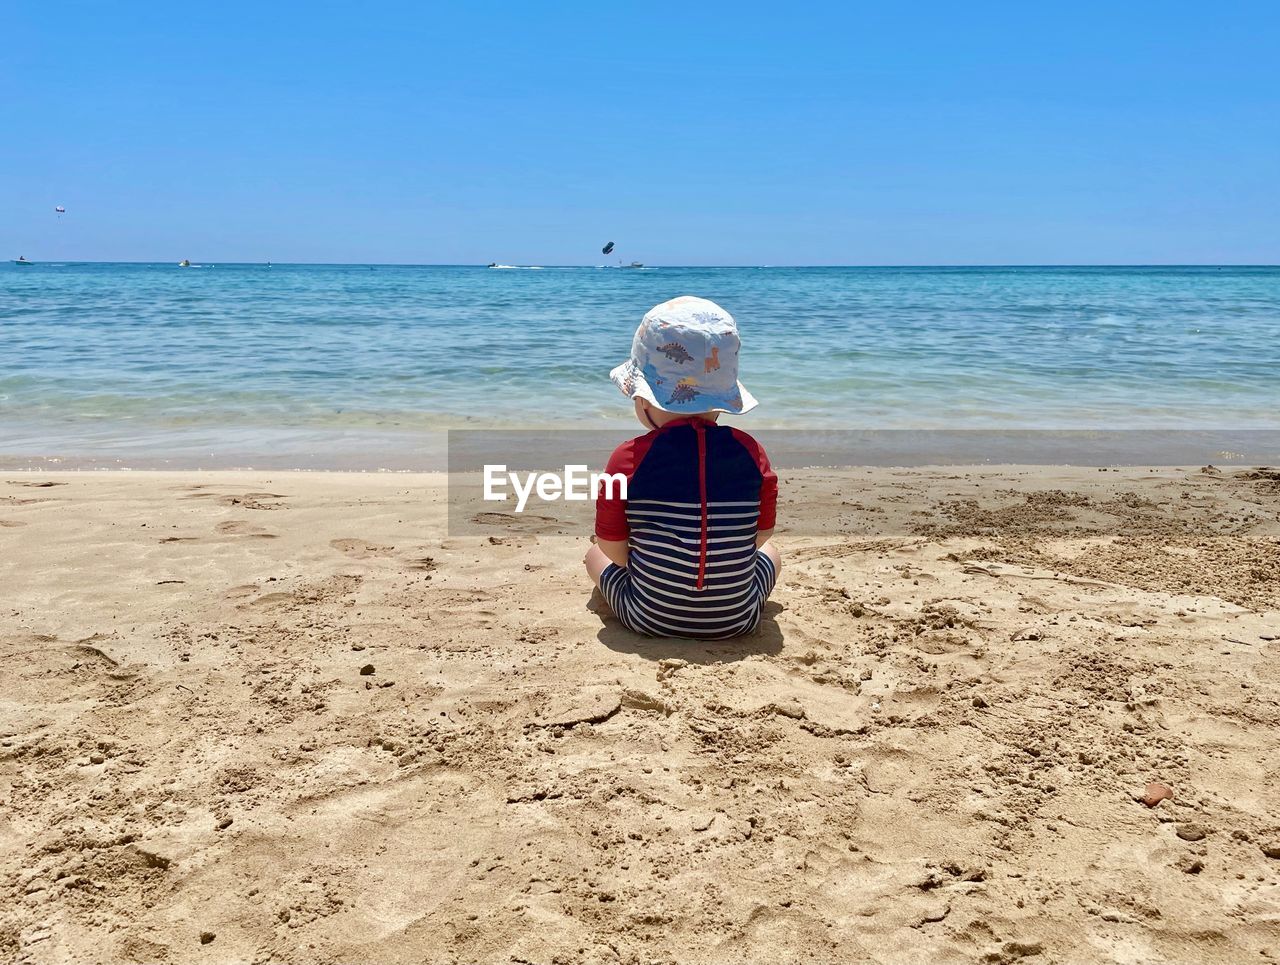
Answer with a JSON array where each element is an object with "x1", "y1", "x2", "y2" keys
[{"x1": 9, "y1": 261, "x2": 1280, "y2": 269}]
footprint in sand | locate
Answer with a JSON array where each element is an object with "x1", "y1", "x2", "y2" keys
[
  {"x1": 240, "y1": 591, "x2": 297, "y2": 610},
  {"x1": 220, "y1": 493, "x2": 289, "y2": 510},
  {"x1": 472, "y1": 511, "x2": 557, "y2": 525},
  {"x1": 181, "y1": 489, "x2": 288, "y2": 510},
  {"x1": 216, "y1": 521, "x2": 277, "y2": 539},
  {"x1": 469, "y1": 511, "x2": 564, "y2": 535},
  {"x1": 226, "y1": 583, "x2": 297, "y2": 611},
  {"x1": 0, "y1": 520, "x2": 28, "y2": 528},
  {"x1": 330, "y1": 538, "x2": 394, "y2": 559}
]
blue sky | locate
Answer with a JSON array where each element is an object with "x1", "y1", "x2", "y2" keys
[{"x1": 3, "y1": 3, "x2": 1278, "y2": 265}]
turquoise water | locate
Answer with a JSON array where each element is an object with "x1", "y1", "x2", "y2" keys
[{"x1": 2, "y1": 263, "x2": 1278, "y2": 463}]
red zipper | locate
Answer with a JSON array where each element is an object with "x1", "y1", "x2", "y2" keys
[{"x1": 695, "y1": 421, "x2": 708, "y2": 590}]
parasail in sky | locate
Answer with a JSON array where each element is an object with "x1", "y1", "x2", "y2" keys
[
  {"x1": 55, "y1": 206, "x2": 66, "y2": 215},
  {"x1": 601, "y1": 241, "x2": 615, "y2": 255}
]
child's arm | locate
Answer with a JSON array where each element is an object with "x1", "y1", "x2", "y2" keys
[
  {"x1": 594, "y1": 439, "x2": 637, "y2": 567},
  {"x1": 729, "y1": 429, "x2": 778, "y2": 549},
  {"x1": 596, "y1": 538, "x2": 629, "y2": 567}
]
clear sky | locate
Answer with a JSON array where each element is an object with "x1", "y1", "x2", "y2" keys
[{"x1": 4, "y1": 2, "x2": 1278, "y2": 265}]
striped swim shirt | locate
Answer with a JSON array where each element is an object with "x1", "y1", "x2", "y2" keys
[{"x1": 595, "y1": 418, "x2": 778, "y2": 639}]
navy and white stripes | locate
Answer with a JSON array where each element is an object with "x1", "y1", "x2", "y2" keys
[{"x1": 599, "y1": 498, "x2": 777, "y2": 639}]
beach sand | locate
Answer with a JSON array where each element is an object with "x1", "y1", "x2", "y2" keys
[{"x1": 2, "y1": 466, "x2": 1279, "y2": 964}]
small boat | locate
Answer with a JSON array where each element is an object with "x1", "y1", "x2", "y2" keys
[
  {"x1": 12, "y1": 256, "x2": 32, "y2": 266},
  {"x1": 178, "y1": 259, "x2": 191, "y2": 267}
]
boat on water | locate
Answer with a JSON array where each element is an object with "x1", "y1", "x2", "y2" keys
[
  {"x1": 178, "y1": 259, "x2": 191, "y2": 267},
  {"x1": 12, "y1": 256, "x2": 32, "y2": 266}
]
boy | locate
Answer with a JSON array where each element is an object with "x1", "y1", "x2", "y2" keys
[{"x1": 584, "y1": 296, "x2": 780, "y2": 639}]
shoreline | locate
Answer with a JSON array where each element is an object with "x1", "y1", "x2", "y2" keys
[{"x1": 5, "y1": 426, "x2": 1280, "y2": 473}]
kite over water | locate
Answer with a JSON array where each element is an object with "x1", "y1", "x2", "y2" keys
[
  {"x1": 55, "y1": 206, "x2": 66, "y2": 215},
  {"x1": 602, "y1": 241, "x2": 615, "y2": 255}
]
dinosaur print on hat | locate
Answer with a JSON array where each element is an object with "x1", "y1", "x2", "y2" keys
[
  {"x1": 657, "y1": 341, "x2": 693, "y2": 364},
  {"x1": 667, "y1": 377, "x2": 701, "y2": 406}
]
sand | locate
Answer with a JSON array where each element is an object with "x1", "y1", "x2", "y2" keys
[{"x1": 2, "y1": 466, "x2": 1279, "y2": 964}]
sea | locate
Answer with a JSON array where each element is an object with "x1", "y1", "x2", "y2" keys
[{"x1": 2, "y1": 263, "x2": 1278, "y2": 468}]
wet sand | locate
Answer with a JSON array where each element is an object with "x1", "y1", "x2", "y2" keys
[{"x1": 2, "y1": 466, "x2": 1279, "y2": 963}]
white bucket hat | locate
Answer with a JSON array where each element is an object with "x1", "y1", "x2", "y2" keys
[{"x1": 609, "y1": 296, "x2": 758, "y2": 414}]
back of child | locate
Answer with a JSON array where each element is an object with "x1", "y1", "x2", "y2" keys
[{"x1": 584, "y1": 296, "x2": 780, "y2": 639}]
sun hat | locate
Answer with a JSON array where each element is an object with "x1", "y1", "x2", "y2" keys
[{"x1": 609, "y1": 296, "x2": 758, "y2": 414}]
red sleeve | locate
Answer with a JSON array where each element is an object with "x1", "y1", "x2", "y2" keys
[
  {"x1": 595, "y1": 437, "x2": 640, "y2": 541},
  {"x1": 730, "y1": 428, "x2": 778, "y2": 531}
]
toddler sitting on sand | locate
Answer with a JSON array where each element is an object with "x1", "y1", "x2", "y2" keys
[{"x1": 584, "y1": 296, "x2": 780, "y2": 639}]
